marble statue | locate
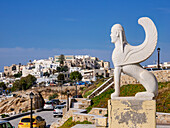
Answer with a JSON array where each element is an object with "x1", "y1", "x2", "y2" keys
[{"x1": 110, "y1": 17, "x2": 158, "y2": 99}]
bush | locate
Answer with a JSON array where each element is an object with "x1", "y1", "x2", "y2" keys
[
  {"x1": 86, "y1": 82, "x2": 170, "y2": 113},
  {"x1": 12, "y1": 74, "x2": 37, "y2": 91},
  {"x1": 1, "y1": 114, "x2": 9, "y2": 118},
  {"x1": 83, "y1": 89, "x2": 95, "y2": 98},
  {"x1": 58, "y1": 117, "x2": 92, "y2": 128},
  {"x1": 49, "y1": 93, "x2": 59, "y2": 100}
]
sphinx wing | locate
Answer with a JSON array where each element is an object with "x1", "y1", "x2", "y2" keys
[{"x1": 123, "y1": 17, "x2": 158, "y2": 65}]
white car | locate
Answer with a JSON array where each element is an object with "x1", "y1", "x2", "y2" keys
[
  {"x1": 53, "y1": 105, "x2": 65, "y2": 117},
  {"x1": 43, "y1": 101, "x2": 54, "y2": 110}
]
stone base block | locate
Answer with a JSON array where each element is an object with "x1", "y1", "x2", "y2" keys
[
  {"x1": 108, "y1": 97, "x2": 156, "y2": 128},
  {"x1": 95, "y1": 117, "x2": 108, "y2": 128}
]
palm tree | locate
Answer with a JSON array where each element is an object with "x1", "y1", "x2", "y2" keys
[{"x1": 58, "y1": 54, "x2": 65, "y2": 67}]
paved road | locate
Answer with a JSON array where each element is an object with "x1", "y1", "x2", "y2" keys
[{"x1": 10, "y1": 110, "x2": 61, "y2": 128}]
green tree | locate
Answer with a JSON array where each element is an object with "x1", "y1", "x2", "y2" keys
[
  {"x1": 11, "y1": 74, "x2": 37, "y2": 91},
  {"x1": 70, "y1": 71, "x2": 82, "y2": 82},
  {"x1": 24, "y1": 74, "x2": 37, "y2": 89},
  {"x1": 70, "y1": 71, "x2": 82, "y2": 98},
  {"x1": 0, "y1": 82, "x2": 7, "y2": 90},
  {"x1": 43, "y1": 72, "x2": 50, "y2": 77},
  {"x1": 14, "y1": 72, "x2": 22, "y2": 78},
  {"x1": 58, "y1": 54, "x2": 65, "y2": 66},
  {"x1": 57, "y1": 73, "x2": 65, "y2": 81},
  {"x1": 57, "y1": 66, "x2": 68, "y2": 72},
  {"x1": 12, "y1": 80, "x2": 21, "y2": 91}
]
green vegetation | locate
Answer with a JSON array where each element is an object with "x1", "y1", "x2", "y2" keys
[
  {"x1": 49, "y1": 93, "x2": 59, "y2": 100},
  {"x1": 58, "y1": 117, "x2": 92, "y2": 128},
  {"x1": 156, "y1": 82, "x2": 170, "y2": 113},
  {"x1": 86, "y1": 82, "x2": 170, "y2": 113},
  {"x1": 1, "y1": 114, "x2": 9, "y2": 118},
  {"x1": 57, "y1": 66, "x2": 68, "y2": 72},
  {"x1": 43, "y1": 72, "x2": 50, "y2": 77},
  {"x1": 57, "y1": 73, "x2": 65, "y2": 81},
  {"x1": 83, "y1": 89, "x2": 95, "y2": 98},
  {"x1": 13, "y1": 72, "x2": 22, "y2": 78},
  {"x1": 70, "y1": 71, "x2": 82, "y2": 81},
  {"x1": 83, "y1": 78, "x2": 106, "y2": 98},
  {"x1": 58, "y1": 54, "x2": 65, "y2": 67},
  {"x1": 86, "y1": 88, "x2": 114, "y2": 113},
  {"x1": 11, "y1": 74, "x2": 37, "y2": 91},
  {"x1": 0, "y1": 82, "x2": 7, "y2": 90}
]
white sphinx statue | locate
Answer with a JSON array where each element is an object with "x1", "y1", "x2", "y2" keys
[{"x1": 110, "y1": 17, "x2": 158, "y2": 99}]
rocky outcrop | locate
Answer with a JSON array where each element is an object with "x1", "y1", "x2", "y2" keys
[{"x1": 0, "y1": 90, "x2": 43, "y2": 115}]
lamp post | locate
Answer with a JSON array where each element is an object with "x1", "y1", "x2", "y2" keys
[
  {"x1": 60, "y1": 80, "x2": 63, "y2": 99},
  {"x1": 30, "y1": 92, "x2": 34, "y2": 128},
  {"x1": 157, "y1": 48, "x2": 160, "y2": 69},
  {"x1": 67, "y1": 90, "x2": 70, "y2": 111},
  {"x1": 75, "y1": 80, "x2": 77, "y2": 98}
]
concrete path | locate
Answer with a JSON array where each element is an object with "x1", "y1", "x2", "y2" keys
[
  {"x1": 71, "y1": 124, "x2": 170, "y2": 128},
  {"x1": 10, "y1": 110, "x2": 61, "y2": 128}
]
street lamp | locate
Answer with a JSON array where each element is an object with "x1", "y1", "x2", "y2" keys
[
  {"x1": 67, "y1": 90, "x2": 70, "y2": 111},
  {"x1": 60, "y1": 80, "x2": 63, "y2": 99},
  {"x1": 75, "y1": 80, "x2": 78, "y2": 98},
  {"x1": 157, "y1": 48, "x2": 160, "y2": 69},
  {"x1": 29, "y1": 92, "x2": 34, "y2": 128}
]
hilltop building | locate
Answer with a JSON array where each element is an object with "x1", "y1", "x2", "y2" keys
[{"x1": 3, "y1": 55, "x2": 113, "y2": 82}]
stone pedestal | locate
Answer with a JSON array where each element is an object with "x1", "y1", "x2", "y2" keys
[
  {"x1": 95, "y1": 117, "x2": 108, "y2": 128},
  {"x1": 108, "y1": 97, "x2": 156, "y2": 128}
]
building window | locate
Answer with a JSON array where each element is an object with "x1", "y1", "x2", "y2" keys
[
  {"x1": 66, "y1": 57, "x2": 73, "y2": 59},
  {"x1": 12, "y1": 66, "x2": 16, "y2": 71}
]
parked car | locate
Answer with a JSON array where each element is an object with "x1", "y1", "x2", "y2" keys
[
  {"x1": 72, "y1": 95, "x2": 83, "y2": 98},
  {"x1": 6, "y1": 93, "x2": 16, "y2": 98},
  {"x1": 51, "y1": 99, "x2": 60, "y2": 106},
  {"x1": 60, "y1": 102, "x2": 66, "y2": 105},
  {"x1": 43, "y1": 101, "x2": 54, "y2": 110},
  {"x1": 18, "y1": 115, "x2": 46, "y2": 128},
  {"x1": 0, "y1": 120, "x2": 14, "y2": 128},
  {"x1": 146, "y1": 68, "x2": 163, "y2": 71},
  {"x1": 53, "y1": 105, "x2": 65, "y2": 117}
]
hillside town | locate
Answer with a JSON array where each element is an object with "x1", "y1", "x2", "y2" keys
[
  {"x1": 0, "y1": 55, "x2": 114, "y2": 90},
  {"x1": 0, "y1": 1, "x2": 170, "y2": 128}
]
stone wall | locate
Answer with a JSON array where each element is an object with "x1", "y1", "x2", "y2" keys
[
  {"x1": 156, "y1": 112, "x2": 170, "y2": 125},
  {"x1": 89, "y1": 108, "x2": 107, "y2": 116},
  {"x1": 120, "y1": 70, "x2": 170, "y2": 86},
  {"x1": 72, "y1": 113, "x2": 97, "y2": 123},
  {"x1": 71, "y1": 98, "x2": 91, "y2": 109}
]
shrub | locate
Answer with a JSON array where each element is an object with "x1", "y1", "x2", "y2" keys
[
  {"x1": 49, "y1": 93, "x2": 59, "y2": 100},
  {"x1": 58, "y1": 117, "x2": 92, "y2": 128},
  {"x1": 1, "y1": 114, "x2": 9, "y2": 118}
]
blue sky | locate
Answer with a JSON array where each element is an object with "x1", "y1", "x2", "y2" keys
[{"x1": 0, "y1": 0, "x2": 170, "y2": 71}]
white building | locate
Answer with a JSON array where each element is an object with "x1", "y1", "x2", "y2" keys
[
  {"x1": 145, "y1": 62, "x2": 170, "y2": 69},
  {"x1": 22, "y1": 64, "x2": 43, "y2": 78},
  {"x1": 69, "y1": 67, "x2": 81, "y2": 73},
  {"x1": 0, "y1": 72, "x2": 4, "y2": 79}
]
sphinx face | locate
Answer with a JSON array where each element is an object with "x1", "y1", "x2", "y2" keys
[{"x1": 110, "y1": 30, "x2": 118, "y2": 43}]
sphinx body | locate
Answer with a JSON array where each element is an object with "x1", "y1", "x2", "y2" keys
[{"x1": 111, "y1": 17, "x2": 158, "y2": 99}]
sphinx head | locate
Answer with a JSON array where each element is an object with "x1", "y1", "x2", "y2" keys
[{"x1": 110, "y1": 24, "x2": 126, "y2": 52}]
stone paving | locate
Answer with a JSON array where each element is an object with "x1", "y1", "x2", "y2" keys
[{"x1": 71, "y1": 124, "x2": 170, "y2": 128}]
